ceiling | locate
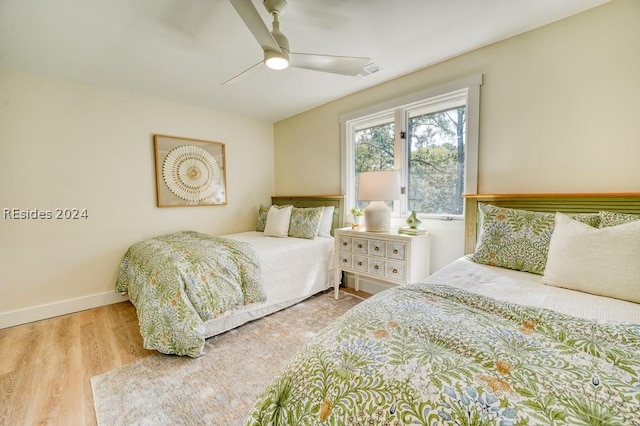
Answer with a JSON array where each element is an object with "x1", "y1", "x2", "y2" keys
[{"x1": 0, "y1": 0, "x2": 609, "y2": 122}]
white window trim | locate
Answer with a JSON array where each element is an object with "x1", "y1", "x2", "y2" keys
[{"x1": 340, "y1": 74, "x2": 482, "y2": 220}]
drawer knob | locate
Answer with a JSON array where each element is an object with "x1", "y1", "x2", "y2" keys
[
  {"x1": 393, "y1": 249, "x2": 398, "y2": 254},
  {"x1": 374, "y1": 246, "x2": 380, "y2": 251},
  {"x1": 357, "y1": 261, "x2": 362, "y2": 266},
  {"x1": 342, "y1": 242, "x2": 347, "y2": 246},
  {"x1": 342, "y1": 259, "x2": 348, "y2": 263},
  {"x1": 357, "y1": 244, "x2": 363, "y2": 249},
  {"x1": 392, "y1": 268, "x2": 398, "y2": 274},
  {"x1": 374, "y1": 265, "x2": 379, "y2": 270}
]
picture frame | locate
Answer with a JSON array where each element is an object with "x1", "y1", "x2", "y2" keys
[{"x1": 153, "y1": 134, "x2": 227, "y2": 207}]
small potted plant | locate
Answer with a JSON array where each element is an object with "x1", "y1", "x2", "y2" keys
[{"x1": 351, "y1": 207, "x2": 365, "y2": 229}]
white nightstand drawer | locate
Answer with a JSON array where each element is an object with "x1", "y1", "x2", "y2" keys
[
  {"x1": 368, "y1": 240, "x2": 386, "y2": 257},
  {"x1": 352, "y1": 255, "x2": 368, "y2": 272},
  {"x1": 338, "y1": 252, "x2": 352, "y2": 269},
  {"x1": 386, "y1": 261, "x2": 406, "y2": 281},
  {"x1": 338, "y1": 237, "x2": 352, "y2": 251},
  {"x1": 333, "y1": 228, "x2": 430, "y2": 300},
  {"x1": 367, "y1": 258, "x2": 385, "y2": 277},
  {"x1": 352, "y1": 238, "x2": 368, "y2": 254},
  {"x1": 386, "y1": 242, "x2": 406, "y2": 261}
]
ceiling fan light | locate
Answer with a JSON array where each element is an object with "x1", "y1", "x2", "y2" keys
[
  {"x1": 265, "y1": 56, "x2": 289, "y2": 70},
  {"x1": 264, "y1": 50, "x2": 289, "y2": 70}
]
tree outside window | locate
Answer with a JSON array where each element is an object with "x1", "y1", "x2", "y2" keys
[
  {"x1": 354, "y1": 122, "x2": 395, "y2": 210},
  {"x1": 342, "y1": 79, "x2": 480, "y2": 220},
  {"x1": 408, "y1": 106, "x2": 465, "y2": 215}
]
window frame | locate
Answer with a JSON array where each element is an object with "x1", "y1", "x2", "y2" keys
[{"x1": 340, "y1": 74, "x2": 482, "y2": 221}]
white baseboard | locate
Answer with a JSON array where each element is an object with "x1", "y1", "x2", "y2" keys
[{"x1": 0, "y1": 291, "x2": 129, "y2": 330}]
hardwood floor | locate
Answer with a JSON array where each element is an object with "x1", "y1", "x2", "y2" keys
[
  {"x1": 340, "y1": 286, "x2": 373, "y2": 299},
  {"x1": 0, "y1": 289, "x2": 369, "y2": 425},
  {"x1": 0, "y1": 302, "x2": 153, "y2": 425}
]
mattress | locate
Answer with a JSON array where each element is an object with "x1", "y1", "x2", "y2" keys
[
  {"x1": 202, "y1": 231, "x2": 334, "y2": 338},
  {"x1": 426, "y1": 256, "x2": 640, "y2": 323}
]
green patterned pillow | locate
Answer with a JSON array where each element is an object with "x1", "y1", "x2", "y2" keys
[
  {"x1": 256, "y1": 204, "x2": 270, "y2": 232},
  {"x1": 288, "y1": 207, "x2": 324, "y2": 239},
  {"x1": 599, "y1": 211, "x2": 640, "y2": 228},
  {"x1": 575, "y1": 212, "x2": 601, "y2": 228},
  {"x1": 471, "y1": 203, "x2": 600, "y2": 275}
]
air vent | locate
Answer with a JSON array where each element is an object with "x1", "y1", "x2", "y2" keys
[{"x1": 356, "y1": 63, "x2": 382, "y2": 79}]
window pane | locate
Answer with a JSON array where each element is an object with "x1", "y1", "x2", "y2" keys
[
  {"x1": 354, "y1": 122, "x2": 394, "y2": 210},
  {"x1": 408, "y1": 106, "x2": 465, "y2": 215}
]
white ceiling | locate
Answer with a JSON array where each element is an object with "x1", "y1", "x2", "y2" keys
[{"x1": 0, "y1": 0, "x2": 609, "y2": 122}]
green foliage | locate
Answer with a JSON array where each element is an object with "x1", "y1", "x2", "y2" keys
[
  {"x1": 354, "y1": 123, "x2": 395, "y2": 173},
  {"x1": 408, "y1": 106, "x2": 466, "y2": 215},
  {"x1": 353, "y1": 107, "x2": 467, "y2": 215},
  {"x1": 354, "y1": 123, "x2": 396, "y2": 210}
]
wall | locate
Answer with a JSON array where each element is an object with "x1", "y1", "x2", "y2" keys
[
  {"x1": 273, "y1": 0, "x2": 640, "y2": 274},
  {"x1": 0, "y1": 68, "x2": 274, "y2": 327}
]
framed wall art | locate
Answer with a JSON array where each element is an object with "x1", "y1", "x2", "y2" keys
[{"x1": 153, "y1": 134, "x2": 227, "y2": 207}]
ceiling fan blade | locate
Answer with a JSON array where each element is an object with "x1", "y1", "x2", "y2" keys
[
  {"x1": 229, "y1": 0, "x2": 281, "y2": 53},
  {"x1": 221, "y1": 60, "x2": 264, "y2": 86},
  {"x1": 289, "y1": 52, "x2": 370, "y2": 76}
]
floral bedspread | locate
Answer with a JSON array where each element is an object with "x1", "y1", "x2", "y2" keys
[
  {"x1": 116, "y1": 231, "x2": 265, "y2": 357},
  {"x1": 245, "y1": 284, "x2": 640, "y2": 425}
]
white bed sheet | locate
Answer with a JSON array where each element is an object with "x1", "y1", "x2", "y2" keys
[
  {"x1": 202, "y1": 231, "x2": 334, "y2": 338},
  {"x1": 426, "y1": 256, "x2": 640, "y2": 323}
]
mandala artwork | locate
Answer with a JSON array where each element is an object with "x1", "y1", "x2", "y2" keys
[{"x1": 162, "y1": 145, "x2": 221, "y2": 202}]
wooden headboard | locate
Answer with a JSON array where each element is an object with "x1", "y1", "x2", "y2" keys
[
  {"x1": 271, "y1": 195, "x2": 344, "y2": 236},
  {"x1": 464, "y1": 193, "x2": 640, "y2": 254}
]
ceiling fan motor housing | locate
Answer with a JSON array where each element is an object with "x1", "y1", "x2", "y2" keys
[
  {"x1": 263, "y1": 0, "x2": 287, "y2": 16},
  {"x1": 265, "y1": 4, "x2": 289, "y2": 69},
  {"x1": 270, "y1": 16, "x2": 290, "y2": 53}
]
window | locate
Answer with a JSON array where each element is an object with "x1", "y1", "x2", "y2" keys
[
  {"x1": 353, "y1": 115, "x2": 395, "y2": 210},
  {"x1": 341, "y1": 75, "x2": 481, "y2": 219},
  {"x1": 408, "y1": 101, "x2": 466, "y2": 215}
]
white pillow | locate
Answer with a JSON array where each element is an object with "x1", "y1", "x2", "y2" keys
[
  {"x1": 317, "y1": 206, "x2": 335, "y2": 237},
  {"x1": 264, "y1": 205, "x2": 293, "y2": 238},
  {"x1": 542, "y1": 212, "x2": 640, "y2": 303}
]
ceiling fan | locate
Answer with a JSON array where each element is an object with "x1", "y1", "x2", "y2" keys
[{"x1": 224, "y1": 0, "x2": 370, "y2": 85}]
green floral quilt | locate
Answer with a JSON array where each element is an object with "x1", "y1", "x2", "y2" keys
[
  {"x1": 245, "y1": 284, "x2": 640, "y2": 425},
  {"x1": 116, "y1": 231, "x2": 265, "y2": 357}
]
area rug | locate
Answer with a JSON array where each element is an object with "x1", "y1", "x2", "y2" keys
[{"x1": 91, "y1": 292, "x2": 361, "y2": 425}]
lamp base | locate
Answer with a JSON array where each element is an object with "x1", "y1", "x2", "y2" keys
[{"x1": 364, "y1": 201, "x2": 391, "y2": 232}]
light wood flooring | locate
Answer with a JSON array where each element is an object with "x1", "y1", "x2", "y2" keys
[
  {"x1": 340, "y1": 286, "x2": 372, "y2": 299},
  {"x1": 0, "y1": 302, "x2": 153, "y2": 426},
  {"x1": 0, "y1": 288, "x2": 371, "y2": 425}
]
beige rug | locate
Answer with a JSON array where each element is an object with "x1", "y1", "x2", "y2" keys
[{"x1": 91, "y1": 292, "x2": 361, "y2": 425}]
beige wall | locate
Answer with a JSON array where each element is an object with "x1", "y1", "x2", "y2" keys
[
  {"x1": 274, "y1": 0, "x2": 640, "y2": 195},
  {"x1": 0, "y1": 69, "x2": 274, "y2": 325},
  {"x1": 273, "y1": 0, "x2": 639, "y2": 274}
]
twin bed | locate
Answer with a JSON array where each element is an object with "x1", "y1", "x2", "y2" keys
[
  {"x1": 116, "y1": 195, "x2": 344, "y2": 357},
  {"x1": 117, "y1": 193, "x2": 640, "y2": 425},
  {"x1": 242, "y1": 193, "x2": 640, "y2": 425}
]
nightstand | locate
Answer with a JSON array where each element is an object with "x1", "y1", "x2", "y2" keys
[{"x1": 333, "y1": 227, "x2": 430, "y2": 299}]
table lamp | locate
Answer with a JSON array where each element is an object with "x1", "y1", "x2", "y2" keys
[{"x1": 357, "y1": 170, "x2": 401, "y2": 232}]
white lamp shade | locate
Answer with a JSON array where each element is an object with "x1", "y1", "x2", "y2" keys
[
  {"x1": 357, "y1": 170, "x2": 401, "y2": 232},
  {"x1": 357, "y1": 170, "x2": 401, "y2": 201}
]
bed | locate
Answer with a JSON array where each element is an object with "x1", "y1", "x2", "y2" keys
[
  {"x1": 116, "y1": 195, "x2": 344, "y2": 357},
  {"x1": 244, "y1": 193, "x2": 640, "y2": 425}
]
